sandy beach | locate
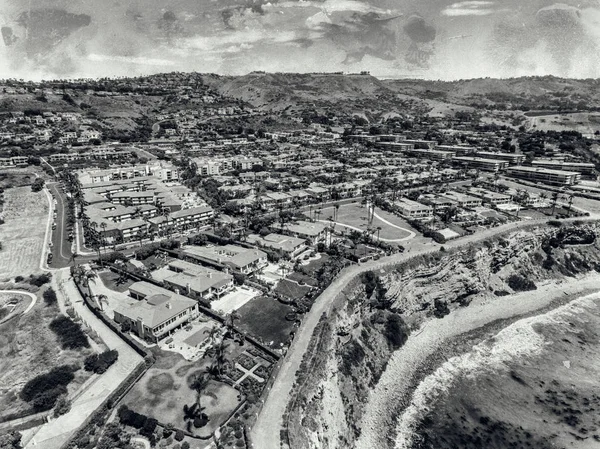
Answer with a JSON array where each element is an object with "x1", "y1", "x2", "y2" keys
[{"x1": 354, "y1": 272, "x2": 600, "y2": 449}]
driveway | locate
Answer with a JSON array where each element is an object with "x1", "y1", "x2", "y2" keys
[{"x1": 24, "y1": 269, "x2": 143, "y2": 449}]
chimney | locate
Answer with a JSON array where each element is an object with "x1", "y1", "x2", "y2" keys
[
  {"x1": 166, "y1": 302, "x2": 172, "y2": 309},
  {"x1": 208, "y1": 272, "x2": 212, "y2": 279},
  {"x1": 186, "y1": 282, "x2": 191, "y2": 294}
]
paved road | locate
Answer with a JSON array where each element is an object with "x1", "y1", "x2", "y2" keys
[
  {"x1": 24, "y1": 269, "x2": 143, "y2": 449},
  {"x1": 249, "y1": 214, "x2": 600, "y2": 449},
  {"x1": 47, "y1": 183, "x2": 73, "y2": 268}
]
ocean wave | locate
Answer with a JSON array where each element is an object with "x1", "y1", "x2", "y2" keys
[{"x1": 394, "y1": 292, "x2": 600, "y2": 449}]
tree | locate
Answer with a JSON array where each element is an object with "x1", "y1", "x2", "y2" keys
[
  {"x1": 95, "y1": 294, "x2": 109, "y2": 311},
  {"x1": 203, "y1": 326, "x2": 220, "y2": 344}
]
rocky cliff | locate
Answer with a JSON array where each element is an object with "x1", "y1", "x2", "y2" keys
[{"x1": 283, "y1": 222, "x2": 600, "y2": 449}]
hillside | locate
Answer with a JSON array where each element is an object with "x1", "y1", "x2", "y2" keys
[{"x1": 383, "y1": 76, "x2": 600, "y2": 111}]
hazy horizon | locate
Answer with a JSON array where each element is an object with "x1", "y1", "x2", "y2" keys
[{"x1": 2, "y1": 0, "x2": 600, "y2": 81}]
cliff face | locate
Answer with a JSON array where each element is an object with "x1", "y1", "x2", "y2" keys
[{"x1": 284, "y1": 223, "x2": 600, "y2": 449}]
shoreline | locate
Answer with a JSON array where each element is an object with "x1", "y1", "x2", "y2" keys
[{"x1": 354, "y1": 272, "x2": 600, "y2": 449}]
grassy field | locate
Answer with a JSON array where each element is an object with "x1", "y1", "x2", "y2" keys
[
  {"x1": 236, "y1": 296, "x2": 296, "y2": 348},
  {"x1": 0, "y1": 186, "x2": 48, "y2": 281},
  {"x1": 0, "y1": 289, "x2": 93, "y2": 419},
  {"x1": 124, "y1": 348, "x2": 243, "y2": 437},
  {"x1": 320, "y1": 203, "x2": 414, "y2": 241}
]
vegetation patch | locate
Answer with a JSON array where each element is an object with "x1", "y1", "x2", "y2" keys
[
  {"x1": 49, "y1": 316, "x2": 90, "y2": 349},
  {"x1": 20, "y1": 365, "x2": 78, "y2": 412}
]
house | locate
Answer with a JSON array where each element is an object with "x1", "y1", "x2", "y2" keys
[
  {"x1": 153, "y1": 259, "x2": 234, "y2": 300},
  {"x1": 114, "y1": 282, "x2": 199, "y2": 342},
  {"x1": 246, "y1": 233, "x2": 307, "y2": 259},
  {"x1": 181, "y1": 244, "x2": 268, "y2": 274},
  {"x1": 282, "y1": 221, "x2": 329, "y2": 245}
]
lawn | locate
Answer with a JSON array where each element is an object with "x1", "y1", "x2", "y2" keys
[
  {"x1": 123, "y1": 347, "x2": 244, "y2": 437},
  {"x1": 320, "y1": 202, "x2": 414, "y2": 241},
  {"x1": 0, "y1": 289, "x2": 94, "y2": 419},
  {"x1": 98, "y1": 270, "x2": 134, "y2": 293},
  {"x1": 236, "y1": 296, "x2": 296, "y2": 348},
  {"x1": 0, "y1": 186, "x2": 49, "y2": 281},
  {"x1": 273, "y1": 279, "x2": 312, "y2": 301}
]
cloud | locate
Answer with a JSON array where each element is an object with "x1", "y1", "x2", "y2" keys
[
  {"x1": 87, "y1": 54, "x2": 175, "y2": 66},
  {"x1": 442, "y1": 1, "x2": 497, "y2": 16}
]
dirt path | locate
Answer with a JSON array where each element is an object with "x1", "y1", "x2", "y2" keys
[{"x1": 249, "y1": 216, "x2": 600, "y2": 449}]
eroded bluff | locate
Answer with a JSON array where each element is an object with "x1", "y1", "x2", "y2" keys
[{"x1": 282, "y1": 222, "x2": 600, "y2": 449}]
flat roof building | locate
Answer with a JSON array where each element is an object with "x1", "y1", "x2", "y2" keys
[
  {"x1": 453, "y1": 156, "x2": 509, "y2": 173},
  {"x1": 506, "y1": 166, "x2": 581, "y2": 186},
  {"x1": 394, "y1": 198, "x2": 433, "y2": 220}
]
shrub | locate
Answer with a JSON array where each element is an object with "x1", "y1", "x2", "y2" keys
[
  {"x1": 384, "y1": 313, "x2": 409, "y2": 349},
  {"x1": 49, "y1": 316, "x2": 90, "y2": 349},
  {"x1": 181, "y1": 442, "x2": 190, "y2": 449},
  {"x1": 339, "y1": 339, "x2": 365, "y2": 376},
  {"x1": 175, "y1": 430, "x2": 185, "y2": 441},
  {"x1": 28, "y1": 273, "x2": 52, "y2": 287},
  {"x1": 433, "y1": 299, "x2": 450, "y2": 319},
  {"x1": 43, "y1": 288, "x2": 58, "y2": 306},
  {"x1": 84, "y1": 350, "x2": 119, "y2": 374},
  {"x1": 117, "y1": 405, "x2": 148, "y2": 429},
  {"x1": 506, "y1": 274, "x2": 537, "y2": 292},
  {"x1": 141, "y1": 418, "x2": 158, "y2": 438},
  {"x1": 31, "y1": 178, "x2": 45, "y2": 192},
  {"x1": 53, "y1": 395, "x2": 71, "y2": 417},
  {"x1": 20, "y1": 365, "x2": 78, "y2": 411}
]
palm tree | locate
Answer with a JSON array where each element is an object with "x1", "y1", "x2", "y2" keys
[
  {"x1": 225, "y1": 311, "x2": 240, "y2": 336},
  {"x1": 189, "y1": 371, "x2": 210, "y2": 418},
  {"x1": 551, "y1": 191, "x2": 560, "y2": 216},
  {"x1": 376, "y1": 226, "x2": 382, "y2": 242},
  {"x1": 95, "y1": 294, "x2": 109, "y2": 311},
  {"x1": 334, "y1": 204, "x2": 340, "y2": 222},
  {"x1": 69, "y1": 251, "x2": 79, "y2": 266},
  {"x1": 203, "y1": 325, "x2": 220, "y2": 344},
  {"x1": 99, "y1": 222, "x2": 108, "y2": 253},
  {"x1": 162, "y1": 208, "x2": 171, "y2": 238}
]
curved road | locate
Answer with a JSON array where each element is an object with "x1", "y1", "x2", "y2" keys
[{"x1": 250, "y1": 215, "x2": 600, "y2": 449}]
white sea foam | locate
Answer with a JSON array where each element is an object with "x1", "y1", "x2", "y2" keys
[{"x1": 394, "y1": 293, "x2": 600, "y2": 449}]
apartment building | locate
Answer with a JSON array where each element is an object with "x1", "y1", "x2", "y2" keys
[
  {"x1": 506, "y1": 166, "x2": 581, "y2": 186},
  {"x1": 395, "y1": 198, "x2": 433, "y2": 220},
  {"x1": 452, "y1": 156, "x2": 509, "y2": 172},
  {"x1": 476, "y1": 151, "x2": 525, "y2": 165},
  {"x1": 246, "y1": 233, "x2": 307, "y2": 259}
]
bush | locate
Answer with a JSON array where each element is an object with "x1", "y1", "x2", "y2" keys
[
  {"x1": 49, "y1": 316, "x2": 90, "y2": 349},
  {"x1": 29, "y1": 273, "x2": 52, "y2": 287},
  {"x1": 175, "y1": 429, "x2": 185, "y2": 441},
  {"x1": 84, "y1": 350, "x2": 119, "y2": 374},
  {"x1": 53, "y1": 395, "x2": 72, "y2": 417},
  {"x1": 181, "y1": 442, "x2": 190, "y2": 449},
  {"x1": 433, "y1": 299, "x2": 450, "y2": 319},
  {"x1": 506, "y1": 274, "x2": 537, "y2": 292},
  {"x1": 384, "y1": 313, "x2": 409, "y2": 349},
  {"x1": 117, "y1": 405, "x2": 148, "y2": 429},
  {"x1": 20, "y1": 365, "x2": 78, "y2": 411},
  {"x1": 141, "y1": 417, "x2": 158, "y2": 438},
  {"x1": 43, "y1": 288, "x2": 58, "y2": 306},
  {"x1": 31, "y1": 178, "x2": 45, "y2": 192}
]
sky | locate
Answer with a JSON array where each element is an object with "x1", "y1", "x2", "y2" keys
[{"x1": 1, "y1": 0, "x2": 600, "y2": 80}]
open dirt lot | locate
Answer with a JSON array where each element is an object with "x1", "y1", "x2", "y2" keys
[{"x1": 0, "y1": 186, "x2": 48, "y2": 281}]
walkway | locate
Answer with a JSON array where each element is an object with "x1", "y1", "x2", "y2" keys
[
  {"x1": 24, "y1": 269, "x2": 143, "y2": 449},
  {"x1": 249, "y1": 215, "x2": 600, "y2": 449},
  {"x1": 234, "y1": 363, "x2": 265, "y2": 386}
]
